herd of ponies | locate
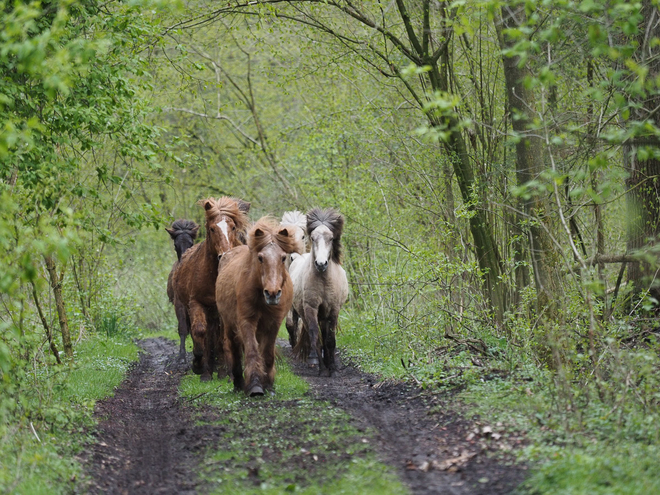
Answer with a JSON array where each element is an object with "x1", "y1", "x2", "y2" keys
[{"x1": 166, "y1": 197, "x2": 349, "y2": 396}]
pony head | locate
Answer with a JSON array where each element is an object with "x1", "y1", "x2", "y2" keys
[
  {"x1": 166, "y1": 219, "x2": 200, "y2": 261},
  {"x1": 198, "y1": 197, "x2": 250, "y2": 260},
  {"x1": 306, "y1": 208, "x2": 344, "y2": 273},
  {"x1": 248, "y1": 218, "x2": 299, "y2": 305},
  {"x1": 281, "y1": 210, "x2": 308, "y2": 263}
]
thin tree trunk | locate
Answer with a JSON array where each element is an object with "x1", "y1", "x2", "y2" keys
[
  {"x1": 30, "y1": 280, "x2": 62, "y2": 364},
  {"x1": 44, "y1": 254, "x2": 73, "y2": 358}
]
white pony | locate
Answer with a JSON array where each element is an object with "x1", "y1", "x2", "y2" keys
[
  {"x1": 281, "y1": 210, "x2": 308, "y2": 270},
  {"x1": 287, "y1": 208, "x2": 348, "y2": 376}
]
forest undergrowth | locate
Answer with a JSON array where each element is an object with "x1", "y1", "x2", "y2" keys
[{"x1": 338, "y1": 307, "x2": 660, "y2": 494}]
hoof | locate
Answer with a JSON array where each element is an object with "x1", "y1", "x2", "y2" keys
[
  {"x1": 246, "y1": 378, "x2": 264, "y2": 397},
  {"x1": 200, "y1": 372, "x2": 212, "y2": 382},
  {"x1": 247, "y1": 384, "x2": 264, "y2": 397},
  {"x1": 308, "y1": 352, "x2": 319, "y2": 366},
  {"x1": 191, "y1": 356, "x2": 203, "y2": 375}
]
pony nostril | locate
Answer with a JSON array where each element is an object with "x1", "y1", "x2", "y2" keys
[
  {"x1": 263, "y1": 289, "x2": 270, "y2": 298},
  {"x1": 277, "y1": 290, "x2": 282, "y2": 297},
  {"x1": 218, "y1": 254, "x2": 223, "y2": 261}
]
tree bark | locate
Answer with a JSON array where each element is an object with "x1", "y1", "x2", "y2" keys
[
  {"x1": 30, "y1": 280, "x2": 62, "y2": 364},
  {"x1": 44, "y1": 254, "x2": 73, "y2": 358},
  {"x1": 626, "y1": 1, "x2": 660, "y2": 304},
  {"x1": 496, "y1": 5, "x2": 563, "y2": 360}
]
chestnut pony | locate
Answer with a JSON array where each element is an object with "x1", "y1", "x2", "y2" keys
[
  {"x1": 171, "y1": 197, "x2": 250, "y2": 380},
  {"x1": 288, "y1": 208, "x2": 348, "y2": 376},
  {"x1": 216, "y1": 218, "x2": 300, "y2": 396},
  {"x1": 166, "y1": 219, "x2": 200, "y2": 363}
]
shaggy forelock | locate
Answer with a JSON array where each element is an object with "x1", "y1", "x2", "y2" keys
[
  {"x1": 281, "y1": 210, "x2": 307, "y2": 230},
  {"x1": 169, "y1": 219, "x2": 199, "y2": 238},
  {"x1": 248, "y1": 217, "x2": 301, "y2": 254},
  {"x1": 306, "y1": 207, "x2": 344, "y2": 263},
  {"x1": 197, "y1": 197, "x2": 249, "y2": 234}
]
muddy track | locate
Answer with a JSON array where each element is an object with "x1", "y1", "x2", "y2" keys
[
  {"x1": 83, "y1": 339, "x2": 202, "y2": 494},
  {"x1": 289, "y1": 346, "x2": 526, "y2": 495},
  {"x1": 84, "y1": 338, "x2": 525, "y2": 494}
]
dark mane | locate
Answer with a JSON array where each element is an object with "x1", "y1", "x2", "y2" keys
[
  {"x1": 197, "y1": 197, "x2": 250, "y2": 235},
  {"x1": 248, "y1": 217, "x2": 301, "y2": 255},
  {"x1": 306, "y1": 208, "x2": 344, "y2": 263}
]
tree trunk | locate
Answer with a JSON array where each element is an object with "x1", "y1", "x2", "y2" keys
[
  {"x1": 497, "y1": 5, "x2": 563, "y2": 360},
  {"x1": 44, "y1": 254, "x2": 73, "y2": 358},
  {"x1": 30, "y1": 280, "x2": 62, "y2": 364},
  {"x1": 626, "y1": 1, "x2": 660, "y2": 304}
]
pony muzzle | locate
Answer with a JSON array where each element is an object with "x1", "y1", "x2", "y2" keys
[
  {"x1": 263, "y1": 289, "x2": 282, "y2": 305},
  {"x1": 315, "y1": 260, "x2": 328, "y2": 272}
]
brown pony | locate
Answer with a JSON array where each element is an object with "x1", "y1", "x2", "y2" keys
[
  {"x1": 166, "y1": 219, "x2": 200, "y2": 363},
  {"x1": 170, "y1": 197, "x2": 250, "y2": 380},
  {"x1": 215, "y1": 218, "x2": 300, "y2": 396}
]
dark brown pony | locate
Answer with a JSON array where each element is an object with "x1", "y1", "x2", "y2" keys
[
  {"x1": 166, "y1": 219, "x2": 200, "y2": 363},
  {"x1": 216, "y1": 218, "x2": 300, "y2": 396},
  {"x1": 170, "y1": 197, "x2": 250, "y2": 380}
]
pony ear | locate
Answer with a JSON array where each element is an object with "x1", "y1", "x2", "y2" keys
[
  {"x1": 203, "y1": 200, "x2": 214, "y2": 211},
  {"x1": 253, "y1": 228, "x2": 265, "y2": 238},
  {"x1": 238, "y1": 200, "x2": 251, "y2": 213},
  {"x1": 278, "y1": 227, "x2": 290, "y2": 238},
  {"x1": 190, "y1": 225, "x2": 200, "y2": 239},
  {"x1": 166, "y1": 227, "x2": 177, "y2": 239}
]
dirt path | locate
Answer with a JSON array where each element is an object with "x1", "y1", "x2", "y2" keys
[
  {"x1": 84, "y1": 338, "x2": 202, "y2": 494},
  {"x1": 289, "y1": 345, "x2": 526, "y2": 495},
  {"x1": 84, "y1": 338, "x2": 525, "y2": 494}
]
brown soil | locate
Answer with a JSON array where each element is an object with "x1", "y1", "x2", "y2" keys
[{"x1": 83, "y1": 338, "x2": 526, "y2": 494}]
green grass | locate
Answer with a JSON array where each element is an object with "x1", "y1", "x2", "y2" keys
[
  {"x1": 0, "y1": 333, "x2": 140, "y2": 494},
  {"x1": 180, "y1": 352, "x2": 407, "y2": 495}
]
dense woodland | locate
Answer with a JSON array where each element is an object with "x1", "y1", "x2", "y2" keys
[{"x1": 2, "y1": 0, "x2": 660, "y2": 492}]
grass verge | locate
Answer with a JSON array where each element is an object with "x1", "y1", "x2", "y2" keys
[{"x1": 0, "y1": 333, "x2": 140, "y2": 494}]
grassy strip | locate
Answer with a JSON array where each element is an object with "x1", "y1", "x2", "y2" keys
[
  {"x1": 0, "y1": 334, "x2": 140, "y2": 494},
  {"x1": 179, "y1": 352, "x2": 407, "y2": 494}
]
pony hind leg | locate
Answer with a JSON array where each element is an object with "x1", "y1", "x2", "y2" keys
[
  {"x1": 189, "y1": 302, "x2": 210, "y2": 380},
  {"x1": 228, "y1": 333, "x2": 245, "y2": 392},
  {"x1": 174, "y1": 299, "x2": 189, "y2": 364},
  {"x1": 285, "y1": 308, "x2": 299, "y2": 348}
]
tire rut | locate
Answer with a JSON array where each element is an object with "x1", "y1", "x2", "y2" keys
[{"x1": 84, "y1": 338, "x2": 202, "y2": 495}]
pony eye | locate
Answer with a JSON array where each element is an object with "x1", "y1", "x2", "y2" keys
[
  {"x1": 232, "y1": 226, "x2": 236, "y2": 231},
  {"x1": 258, "y1": 255, "x2": 263, "y2": 263},
  {"x1": 281, "y1": 255, "x2": 286, "y2": 263}
]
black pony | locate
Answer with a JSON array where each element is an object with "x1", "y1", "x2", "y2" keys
[{"x1": 166, "y1": 219, "x2": 200, "y2": 362}]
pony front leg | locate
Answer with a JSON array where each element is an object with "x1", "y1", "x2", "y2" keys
[
  {"x1": 320, "y1": 315, "x2": 338, "y2": 377},
  {"x1": 189, "y1": 302, "x2": 211, "y2": 381},
  {"x1": 259, "y1": 323, "x2": 280, "y2": 390},
  {"x1": 304, "y1": 306, "x2": 321, "y2": 365},
  {"x1": 240, "y1": 321, "x2": 265, "y2": 396}
]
